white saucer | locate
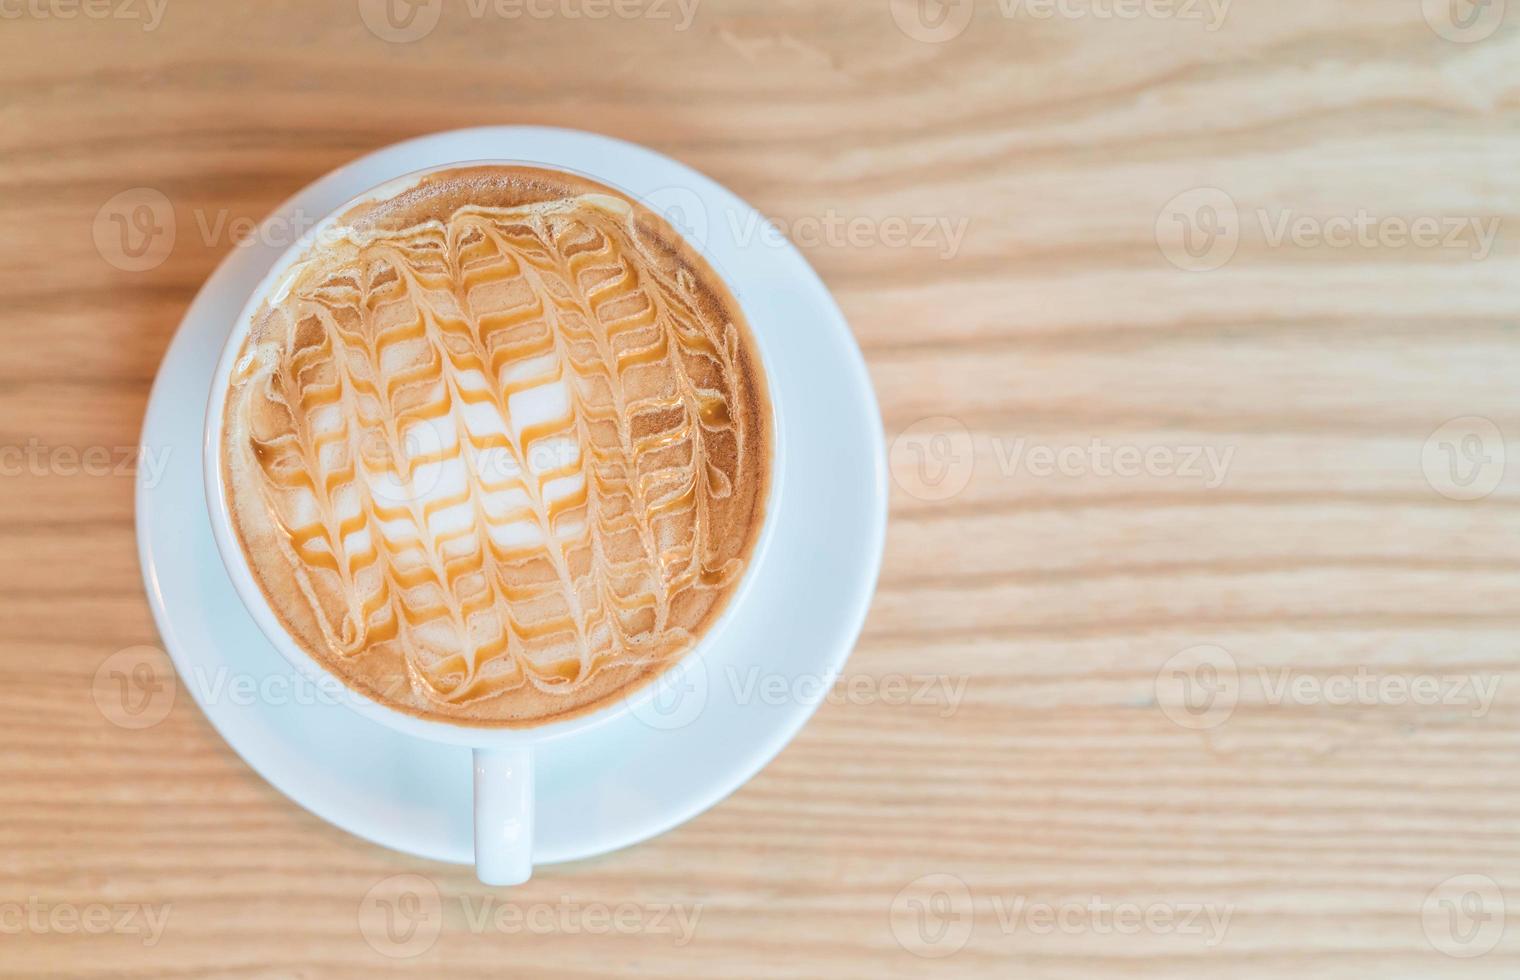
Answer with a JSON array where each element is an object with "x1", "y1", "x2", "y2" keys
[{"x1": 135, "y1": 127, "x2": 887, "y2": 866}]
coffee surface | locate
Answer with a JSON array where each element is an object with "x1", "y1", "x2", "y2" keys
[{"x1": 221, "y1": 166, "x2": 770, "y2": 726}]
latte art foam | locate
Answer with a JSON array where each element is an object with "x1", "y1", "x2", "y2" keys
[{"x1": 221, "y1": 167, "x2": 770, "y2": 726}]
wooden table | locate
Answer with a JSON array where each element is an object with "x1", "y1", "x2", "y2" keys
[{"x1": 4, "y1": 1, "x2": 1518, "y2": 975}]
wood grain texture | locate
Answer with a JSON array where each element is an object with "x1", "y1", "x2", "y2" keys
[{"x1": 2, "y1": 0, "x2": 1519, "y2": 975}]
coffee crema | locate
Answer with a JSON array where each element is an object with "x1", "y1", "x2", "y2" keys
[{"x1": 221, "y1": 166, "x2": 770, "y2": 726}]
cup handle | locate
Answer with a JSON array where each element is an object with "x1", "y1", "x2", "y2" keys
[{"x1": 473, "y1": 746, "x2": 534, "y2": 886}]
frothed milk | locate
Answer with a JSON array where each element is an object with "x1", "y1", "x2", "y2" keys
[{"x1": 220, "y1": 166, "x2": 771, "y2": 727}]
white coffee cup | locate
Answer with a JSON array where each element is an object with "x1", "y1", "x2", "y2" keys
[{"x1": 201, "y1": 160, "x2": 780, "y2": 886}]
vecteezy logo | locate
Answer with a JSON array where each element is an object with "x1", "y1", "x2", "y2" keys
[
  {"x1": 358, "y1": 0, "x2": 443, "y2": 42},
  {"x1": 1155, "y1": 187, "x2": 1240, "y2": 272},
  {"x1": 92, "y1": 188, "x2": 175, "y2": 272},
  {"x1": 1422, "y1": 874, "x2": 1505, "y2": 957},
  {"x1": 92, "y1": 646, "x2": 177, "y2": 730},
  {"x1": 1423, "y1": 0, "x2": 1507, "y2": 43},
  {"x1": 1423, "y1": 417, "x2": 1506, "y2": 501},
  {"x1": 1155, "y1": 645, "x2": 1239, "y2": 731},
  {"x1": 890, "y1": 416, "x2": 976, "y2": 502},
  {"x1": 890, "y1": 0, "x2": 975, "y2": 43},
  {"x1": 890, "y1": 873, "x2": 974, "y2": 959},
  {"x1": 359, "y1": 418, "x2": 449, "y2": 506},
  {"x1": 641, "y1": 184, "x2": 710, "y2": 248},
  {"x1": 358, "y1": 873, "x2": 444, "y2": 958},
  {"x1": 628, "y1": 657, "x2": 709, "y2": 731}
]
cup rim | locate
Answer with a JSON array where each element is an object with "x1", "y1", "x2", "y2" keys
[{"x1": 200, "y1": 157, "x2": 786, "y2": 749}]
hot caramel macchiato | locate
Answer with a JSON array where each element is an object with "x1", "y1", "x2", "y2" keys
[{"x1": 220, "y1": 165, "x2": 771, "y2": 727}]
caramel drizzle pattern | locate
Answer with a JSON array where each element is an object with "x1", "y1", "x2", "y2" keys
[{"x1": 242, "y1": 197, "x2": 749, "y2": 706}]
